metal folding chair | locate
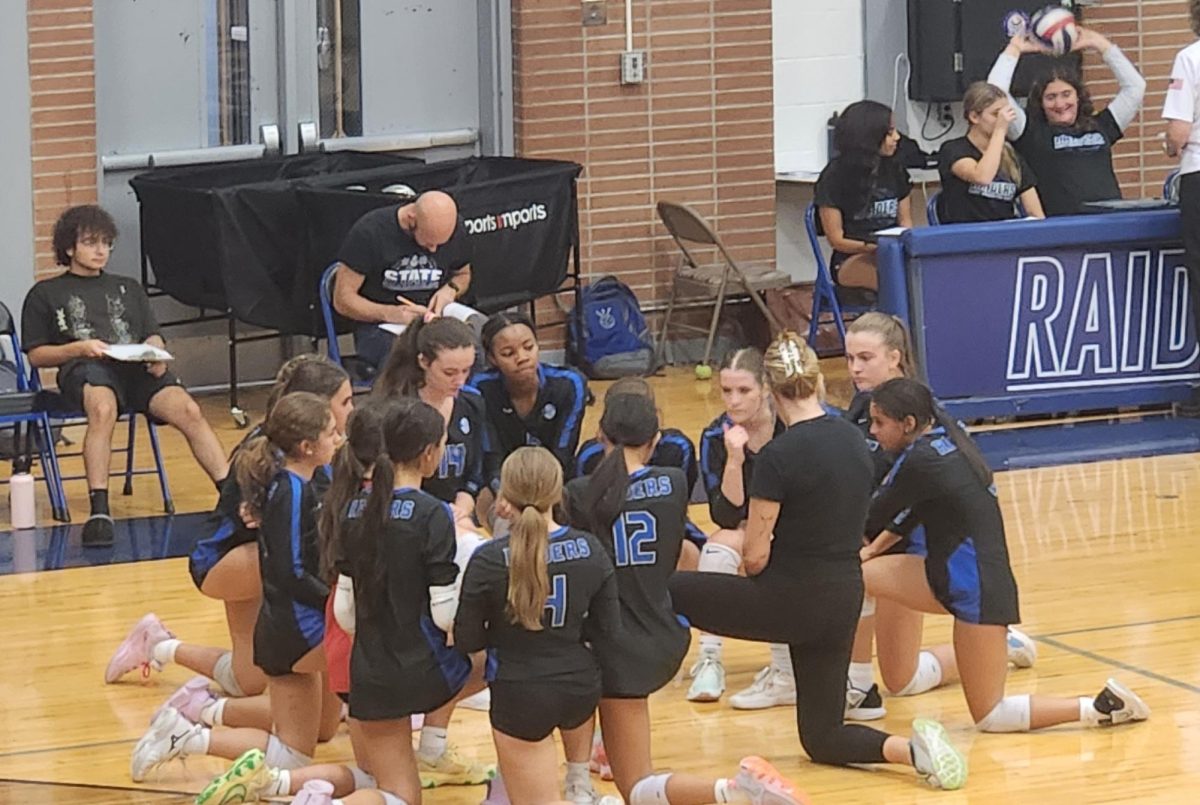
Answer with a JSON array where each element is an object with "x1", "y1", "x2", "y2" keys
[
  {"x1": 319, "y1": 263, "x2": 374, "y2": 390},
  {"x1": 804, "y1": 203, "x2": 875, "y2": 351},
  {"x1": 654, "y1": 201, "x2": 788, "y2": 369}
]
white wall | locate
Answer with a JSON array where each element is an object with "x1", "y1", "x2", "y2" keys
[
  {"x1": 0, "y1": 4, "x2": 34, "y2": 329},
  {"x1": 773, "y1": 0, "x2": 864, "y2": 174}
]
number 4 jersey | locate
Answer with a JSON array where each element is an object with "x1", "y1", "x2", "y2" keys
[{"x1": 564, "y1": 465, "x2": 692, "y2": 697}]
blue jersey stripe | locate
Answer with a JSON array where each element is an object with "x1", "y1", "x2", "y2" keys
[
  {"x1": 544, "y1": 365, "x2": 587, "y2": 451},
  {"x1": 576, "y1": 441, "x2": 603, "y2": 476}
]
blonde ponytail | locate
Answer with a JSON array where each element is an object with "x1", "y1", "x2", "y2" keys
[{"x1": 499, "y1": 447, "x2": 563, "y2": 631}]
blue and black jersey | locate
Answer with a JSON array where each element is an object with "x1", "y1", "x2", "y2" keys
[
  {"x1": 699, "y1": 412, "x2": 785, "y2": 530},
  {"x1": 253, "y1": 469, "x2": 328, "y2": 676},
  {"x1": 575, "y1": 427, "x2": 698, "y2": 495},
  {"x1": 865, "y1": 429, "x2": 1020, "y2": 625},
  {"x1": 471, "y1": 363, "x2": 589, "y2": 490},
  {"x1": 422, "y1": 386, "x2": 492, "y2": 505}
]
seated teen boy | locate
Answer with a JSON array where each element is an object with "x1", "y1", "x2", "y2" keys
[{"x1": 21, "y1": 205, "x2": 228, "y2": 546}]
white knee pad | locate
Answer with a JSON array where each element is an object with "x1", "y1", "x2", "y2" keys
[
  {"x1": 629, "y1": 773, "x2": 672, "y2": 805},
  {"x1": 893, "y1": 651, "x2": 943, "y2": 697},
  {"x1": 697, "y1": 541, "x2": 740, "y2": 575},
  {"x1": 349, "y1": 766, "x2": 377, "y2": 790},
  {"x1": 454, "y1": 531, "x2": 488, "y2": 574},
  {"x1": 976, "y1": 694, "x2": 1031, "y2": 733},
  {"x1": 860, "y1": 595, "x2": 876, "y2": 618},
  {"x1": 380, "y1": 791, "x2": 408, "y2": 805},
  {"x1": 212, "y1": 652, "x2": 245, "y2": 698},
  {"x1": 264, "y1": 736, "x2": 312, "y2": 770}
]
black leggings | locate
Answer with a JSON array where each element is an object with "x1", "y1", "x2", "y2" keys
[{"x1": 669, "y1": 566, "x2": 890, "y2": 766}]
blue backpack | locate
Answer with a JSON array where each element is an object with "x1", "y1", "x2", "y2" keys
[{"x1": 568, "y1": 276, "x2": 655, "y2": 378}]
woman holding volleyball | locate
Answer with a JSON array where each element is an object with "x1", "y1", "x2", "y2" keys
[{"x1": 988, "y1": 24, "x2": 1145, "y2": 216}]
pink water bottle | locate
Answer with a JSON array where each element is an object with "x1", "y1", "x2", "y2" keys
[{"x1": 9, "y1": 472, "x2": 35, "y2": 529}]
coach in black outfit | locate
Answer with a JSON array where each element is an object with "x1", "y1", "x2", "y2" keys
[{"x1": 332, "y1": 190, "x2": 477, "y2": 370}]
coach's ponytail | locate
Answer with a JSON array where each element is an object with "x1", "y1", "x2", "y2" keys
[
  {"x1": 350, "y1": 397, "x2": 447, "y2": 617},
  {"x1": 501, "y1": 447, "x2": 562, "y2": 630},
  {"x1": 319, "y1": 399, "x2": 389, "y2": 583},
  {"x1": 375, "y1": 316, "x2": 475, "y2": 399},
  {"x1": 235, "y1": 391, "x2": 330, "y2": 520},
  {"x1": 871, "y1": 378, "x2": 992, "y2": 488},
  {"x1": 584, "y1": 394, "x2": 659, "y2": 536}
]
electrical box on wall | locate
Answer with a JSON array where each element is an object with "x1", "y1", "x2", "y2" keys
[{"x1": 620, "y1": 50, "x2": 646, "y2": 85}]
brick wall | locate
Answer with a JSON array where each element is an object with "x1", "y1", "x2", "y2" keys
[
  {"x1": 511, "y1": 0, "x2": 776, "y2": 344},
  {"x1": 1082, "y1": 1, "x2": 1194, "y2": 198},
  {"x1": 27, "y1": 0, "x2": 97, "y2": 279}
]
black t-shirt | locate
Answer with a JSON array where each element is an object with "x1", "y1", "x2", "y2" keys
[
  {"x1": 471, "y1": 364, "x2": 589, "y2": 490},
  {"x1": 864, "y1": 429, "x2": 1012, "y2": 571},
  {"x1": 575, "y1": 428, "x2": 698, "y2": 495},
  {"x1": 814, "y1": 157, "x2": 912, "y2": 241},
  {"x1": 699, "y1": 412, "x2": 785, "y2": 530},
  {"x1": 421, "y1": 387, "x2": 492, "y2": 504},
  {"x1": 937, "y1": 137, "x2": 1037, "y2": 223},
  {"x1": 21, "y1": 271, "x2": 161, "y2": 372},
  {"x1": 337, "y1": 205, "x2": 472, "y2": 307},
  {"x1": 563, "y1": 466, "x2": 688, "y2": 642},
  {"x1": 345, "y1": 487, "x2": 461, "y2": 685},
  {"x1": 455, "y1": 526, "x2": 620, "y2": 683},
  {"x1": 1015, "y1": 109, "x2": 1123, "y2": 216},
  {"x1": 749, "y1": 415, "x2": 874, "y2": 573}
]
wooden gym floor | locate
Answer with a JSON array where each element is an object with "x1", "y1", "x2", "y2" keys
[{"x1": 0, "y1": 365, "x2": 1197, "y2": 803}]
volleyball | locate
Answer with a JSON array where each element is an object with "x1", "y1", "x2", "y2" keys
[{"x1": 1030, "y1": 5, "x2": 1078, "y2": 55}]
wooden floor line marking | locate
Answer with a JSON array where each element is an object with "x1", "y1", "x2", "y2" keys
[
  {"x1": 1034, "y1": 635, "x2": 1200, "y2": 695},
  {"x1": 1039, "y1": 613, "x2": 1200, "y2": 638},
  {"x1": 0, "y1": 776, "x2": 191, "y2": 796},
  {"x1": 0, "y1": 737, "x2": 133, "y2": 760}
]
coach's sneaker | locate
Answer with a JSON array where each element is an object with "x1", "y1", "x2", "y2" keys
[
  {"x1": 687, "y1": 655, "x2": 726, "y2": 702},
  {"x1": 131, "y1": 706, "x2": 203, "y2": 782},
  {"x1": 910, "y1": 718, "x2": 967, "y2": 790},
  {"x1": 105, "y1": 613, "x2": 173, "y2": 683},
  {"x1": 589, "y1": 730, "x2": 613, "y2": 781},
  {"x1": 732, "y1": 756, "x2": 809, "y2": 805},
  {"x1": 1093, "y1": 678, "x2": 1151, "y2": 725},
  {"x1": 845, "y1": 681, "x2": 887, "y2": 721},
  {"x1": 729, "y1": 665, "x2": 796, "y2": 710},
  {"x1": 292, "y1": 779, "x2": 335, "y2": 805},
  {"x1": 419, "y1": 744, "x2": 494, "y2": 788},
  {"x1": 156, "y1": 676, "x2": 217, "y2": 725},
  {"x1": 459, "y1": 688, "x2": 491, "y2": 712},
  {"x1": 194, "y1": 748, "x2": 271, "y2": 804},
  {"x1": 1006, "y1": 627, "x2": 1038, "y2": 669}
]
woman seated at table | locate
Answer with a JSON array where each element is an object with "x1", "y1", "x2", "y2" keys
[
  {"x1": 988, "y1": 27, "x2": 1145, "y2": 216},
  {"x1": 814, "y1": 100, "x2": 913, "y2": 292},
  {"x1": 937, "y1": 83, "x2": 1045, "y2": 224}
]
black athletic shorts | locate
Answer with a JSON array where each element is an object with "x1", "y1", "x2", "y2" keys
[
  {"x1": 253, "y1": 608, "x2": 323, "y2": 678},
  {"x1": 57, "y1": 358, "x2": 181, "y2": 414},
  {"x1": 600, "y1": 627, "x2": 690, "y2": 699},
  {"x1": 490, "y1": 677, "x2": 599, "y2": 742}
]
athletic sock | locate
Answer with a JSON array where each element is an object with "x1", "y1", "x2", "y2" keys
[
  {"x1": 715, "y1": 777, "x2": 743, "y2": 803},
  {"x1": 151, "y1": 638, "x2": 180, "y2": 666},
  {"x1": 182, "y1": 726, "x2": 211, "y2": 756},
  {"x1": 199, "y1": 697, "x2": 227, "y2": 727},
  {"x1": 1079, "y1": 697, "x2": 1104, "y2": 727},
  {"x1": 769, "y1": 644, "x2": 793, "y2": 676},
  {"x1": 848, "y1": 662, "x2": 875, "y2": 691},
  {"x1": 88, "y1": 488, "x2": 110, "y2": 515},
  {"x1": 264, "y1": 768, "x2": 291, "y2": 797},
  {"x1": 699, "y1": 634, "x2": 723, "y2": 659},
  {"x1": 565, "y1": 761, "x2": 589, "y2": 788},
  {"x1": 417, "y1": 725, "x2": 449, "y2": 762}
]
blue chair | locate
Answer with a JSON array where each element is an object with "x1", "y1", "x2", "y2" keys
[
  {"x1": 1164, "y1": 169, "x2": 1181, "y2": 204},
  {"x1": 804, "y1": 204, "x2": 874, "y2": 351},
  {"x1": 926, "y1": 191, "x2": 941, "y2": 226},
  {"x1": 0, "y1": 302, "x2": 68, "y2": 522},
  {"x1": 29, "y1": 354, "x2": 174, "y2": 520},
  {"x1": 319, "y1": 263, "x2": 374, "y2": 390}
]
